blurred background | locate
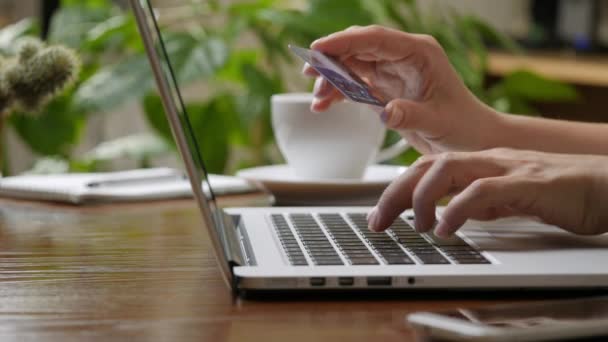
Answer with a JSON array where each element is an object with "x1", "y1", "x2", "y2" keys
[{"x1": 1, "y1": 0, "x2": 606, "y2": 176}]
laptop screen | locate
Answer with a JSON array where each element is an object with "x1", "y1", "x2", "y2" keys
[
  {"x1": 132, "y1": 0, "x2": 241, "y2": 287},
  {"x1": 137, "y1": 0, "x2": 218, "y2": 206}
]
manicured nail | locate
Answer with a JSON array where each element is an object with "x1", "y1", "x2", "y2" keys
[
  {"x1": 367, "y1": 207, "x2": 380, "y2": 232},
  {"x1": 380, "y1": 110, "x2": 389, "y2": 124}
]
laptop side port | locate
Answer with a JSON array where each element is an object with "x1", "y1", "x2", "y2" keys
[
  {"x1": 338, "y1": 277, "x2": 354, "y2": 286},
  {"x1": 310, "y1": 277, "x2": 326, "y2": 286},
  {"x1": 367, "y1": 276, "x2": 392, "y2": 286}
]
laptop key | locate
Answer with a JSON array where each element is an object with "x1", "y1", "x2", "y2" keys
[
  {"x1": 291, "y1": 259, "x2": 309, "y2": 266},
  {"x1": 424, "y1": 233, "x2": 468, "y2": 246},
  {"x1": 407, "y1": 248, "x2": 444, "y2": 254},
  {"x1": 347, "y1": 213, "x2": 413, "y2": 266},
  {"x1": 349, "y1": 257, "x2": 381, "y2": 265},
  {"x1": 289, "y1": 214, "x2": 344, "y2": 266},
  {"x1": 318, "y1": 213, "x2": 379, "y2": 266},
  {"x1": 271, "y1": 214, "x2": 309, "y2": 266},
  {"x1": 384, "y1": 256, "x2": 415, "y2": 265},
  {"x1": 416, "y1": 254, "x2": 450, "y2": 264},
  {"x1": 315, "y1": 260, "x2": 344, "y2": 266},
  {"x1": 453, "y1": 257, "x2": 491, "y2": 264}
]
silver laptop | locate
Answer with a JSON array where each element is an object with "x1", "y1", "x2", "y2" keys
[{"x1": 130, "y1": 0, "x2": 608, "y2": 295}]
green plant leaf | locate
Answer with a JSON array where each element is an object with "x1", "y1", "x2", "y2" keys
[
  {"x1": 62, "y1": 0, "x2": 108, "y2": 8},
  {"x1": 454, "y1": 15, "x2": 488, "y2": 72},
  {"x1": 234, "y1": 63, "x2": 282, "y2": 146},
  {"x1": 142, "y1": 93, "x2": 174, "y2": 144},
  {"x1": 9, "y1": 94, "x2": 85, "y2": 156},
  {"x1": 83, "y1": 14, "x2": 141, "y2": 54},
  {"x1": 465, "y1": 15, "x2": 521, "y2": 53},
  {"x1": 382, "y1": 0, "x2": 411, "y2": 31},
  {"x1": 75, "y1": 33, "x2": 228, "y2": 113},
  {"x1": 260, "y1": 0, "x2": 375, "y2": 39},
  {"x1": 143, "y1": 93, "x2": 236, "y2": 173},
  {"x1": 394, "y1": 147, "x2": 421, "y2": 166},
  {"x1": 385, "y1": 0, "x2": 426, "y2": 33},
  {"x1": 48, "y1": 5, "x2": 112, "y2": 48},
  {"x1": 216, "y1": 49, "x2": 259, "y2": 83},
  {"x1": 162, "y1": 32, "x2": 228, "y2": 85},
  {"x1": 0, "y1": 18, "x2": 39, "y2": 55},
  {"x1": 25, "y1": 156, "x2": 70, "y2": 175},
  {"x1": 82, "y1": 133, "x2": 172, "y2": 163},
  {"x1": 73, "y1": 53, "x2": 153, "y2": 113},
  {"x1": 228, "y1": 0, "x2": 277, "y2": 18},
  {"x1": 186, "y1": 97, "x2": 232, "y2": 173},
  {"x1": 502, "y1": 70, "x2": 579, "y2": 102}
]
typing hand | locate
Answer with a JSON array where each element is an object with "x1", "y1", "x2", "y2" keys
[
  {"x1": 304, "y1": 25, "x2": 502, "y2": 154},
  {"x1": 367, "y1": 148, "x2": 608, "y2": 237}
]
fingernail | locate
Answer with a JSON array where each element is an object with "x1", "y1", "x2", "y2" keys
[
  {"x1": 301, "y1": 64, "x2": 308, "y2": 74},
  {"x1": 380, "y1": 110, "x2": 389, "y2": 124},
  {"x1": 311, "y1": 98, "x2": 322, "y2": 113},
  {"x1": 367, "y1": 207, "x2": 380, "y2": 232},
  {"x1": 313, "y1": 78, "x2": 325, "y2": 96},
  {"x1": 434, "y1": 219, "x2": 451, "y2": 238},
  {"x1": 311, "y1": 37, "x2": 326, "y2": 47}
]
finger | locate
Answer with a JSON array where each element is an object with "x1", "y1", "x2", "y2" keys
[
  {"x1": 436, "y1": 177, "x2": 537, "y2": 237},
  {"x1": 469, "y1": 206, "x2": 520, "y2": 221},
  {"x1": 311, "y1": 88, "x2": 344, "y2": 112},
  {"x1": 382, "y1": 99, "x2": 439, "y2": 134},
  {"x1": 302, "y1": 63, "x2": 319, "y2": 77},
  {"x1": 411, "y1": 153, "x2": 507, "y2": 232},
  {"x1": 313, "y1": 77, "x2": 334, "y2": 98},
  {"x1": 312, "y1": 26, "x2": 433, "y2": 61},
  {"x1": 368, "y1": 155, "x2": 436, "y2": 232},
  {"x1": 341, "y1": 58, "x2": 376, "y2": 84}
]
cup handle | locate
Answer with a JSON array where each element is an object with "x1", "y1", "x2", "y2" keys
[{"x1": 375, "y1": 139, "x2": 410, "y2": 163}]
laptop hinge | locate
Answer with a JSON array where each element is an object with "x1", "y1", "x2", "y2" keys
[{"x1": 214, "y1": 211, "x2": 245, "y2": 268}]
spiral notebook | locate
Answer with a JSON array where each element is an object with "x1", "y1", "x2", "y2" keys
[{"x1": 0, "y1": 168, "x2": 258, "y2": 204}]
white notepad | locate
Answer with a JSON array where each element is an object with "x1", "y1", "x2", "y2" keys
[{"x1": 0, "y1": 168, "x2": 257, "y2": 204}]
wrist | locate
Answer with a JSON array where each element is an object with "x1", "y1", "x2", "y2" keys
[
  {"x1": 583, "y1": 157, "x2": 608, "y2": 234},
  {"x1": 475, "y1": 103, "x2": 512, "y2": 150}
]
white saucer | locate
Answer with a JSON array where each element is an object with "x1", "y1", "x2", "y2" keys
[{"x1": 236, "y1": 164, "x2": 406, "y2": 206}]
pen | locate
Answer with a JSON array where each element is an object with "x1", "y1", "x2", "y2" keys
[{"x1": 86, "y1": 174, "x2": 186, "y2": 188}]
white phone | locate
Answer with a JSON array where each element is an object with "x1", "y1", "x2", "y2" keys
[{"x1": 407, "y1": 296, "x2": 608, "y2": 342}]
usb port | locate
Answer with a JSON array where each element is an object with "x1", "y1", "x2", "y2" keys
[
  {"x1": 367, "y1": 276, "x2": 392, "y2": 286},
  {"x1": 338, "y1": 277, "x2": 354, "y2": 286},
  {"x1": 310, "y1": 277, "x2": 326, "y2": 286}
]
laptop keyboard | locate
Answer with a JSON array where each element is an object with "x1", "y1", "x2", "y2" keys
[
  {"x1": 347, "y1": 214, "x2": 415, "y2": 265},
  {"x1": 271, "y1": 213, "x2": 490, "y2": 266},
  {"x1": 270, "y1": 214, "x2": 308, "y2": 266},
  {"x1": 318, "y1": 214, "x2": 379, "y2": 265},
  {"x1": 290, "y1": 214, "x2": 343, "y2": 266}
]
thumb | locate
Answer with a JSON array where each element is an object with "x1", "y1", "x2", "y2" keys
[{"x1": 382, "y1": 99, "x2": 436, "y2": 133}]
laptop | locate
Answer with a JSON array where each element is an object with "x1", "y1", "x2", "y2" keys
[{"x1": 130, "y1": 0, "x2": 608, "y2": 295}]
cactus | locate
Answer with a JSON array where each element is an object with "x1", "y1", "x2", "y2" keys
[
  {"x1": 0, "y1": 38, "x2": 79, "y2": 176},
  {"x1": 0, "y1": 38, "x2": 79, "y2": 116}
]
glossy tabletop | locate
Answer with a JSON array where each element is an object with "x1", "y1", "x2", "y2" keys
[{"x1": 0, "y1": 197, "x2": 595, "y2": 341}]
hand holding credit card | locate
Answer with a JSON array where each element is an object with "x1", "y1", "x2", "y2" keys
[{"x1": 289, "y1": 44, "x2": 389, "y2": 107}]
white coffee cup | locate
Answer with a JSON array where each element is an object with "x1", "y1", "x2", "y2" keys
[{"x1": 271, "y1": 93, "x2": 409, "y2": 179}]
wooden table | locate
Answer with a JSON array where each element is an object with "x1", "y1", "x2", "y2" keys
[{"x1": 0, "y1": 197, "x2": 598, "y2": 341}]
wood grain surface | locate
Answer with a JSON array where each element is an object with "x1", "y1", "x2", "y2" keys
[{"x1": 0, "y1": 198, "x2": 596, "y2": 341}]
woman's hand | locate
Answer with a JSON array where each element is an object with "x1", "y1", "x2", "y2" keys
[
  {"x1": 367, "y1": 148, "x2": 608, "y2": 237},
  {"x1": 305, "y1": 25, "x2": 503, "y2": 154}
]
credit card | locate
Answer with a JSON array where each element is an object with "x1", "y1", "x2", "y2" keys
[{"x1": 289, "y1": 44, "x2": 388, "y2": 107}]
